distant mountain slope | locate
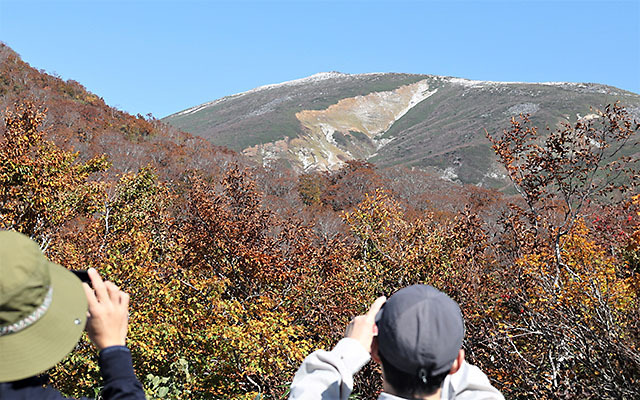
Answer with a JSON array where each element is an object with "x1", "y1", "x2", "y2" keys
[
  {"x1": 163, "y1": 72, "x2": 640, "y2": 188},
  {"x1": 164, "y1": 72, "x2": 425, "y2": 150}
]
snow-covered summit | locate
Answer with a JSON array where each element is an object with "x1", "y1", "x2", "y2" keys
[
  {"x1": 250, "y1": 72, "x2": 350, "y2": 93},
  {"x1": 446, "y1": 77, "x2": 561, "y2": 87},
  {"x1": 175, "y1": 72, "x2": 385, "y2": 117}
]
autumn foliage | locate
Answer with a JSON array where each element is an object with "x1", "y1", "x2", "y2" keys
[{"x1": 1, "y1": 44, "x2": 639, "y2": 399}]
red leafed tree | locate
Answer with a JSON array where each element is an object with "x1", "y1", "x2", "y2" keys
[{"x1": 484, "y1": 103, "x2": 640, "y2": 398}]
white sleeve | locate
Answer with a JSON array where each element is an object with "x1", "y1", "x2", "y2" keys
[
  {"x1": 440, "y1": 361, "x2": 504, "y2": 400},
  {"x1": 289, "y1": 338, "x2": 371, "y2": 400}
]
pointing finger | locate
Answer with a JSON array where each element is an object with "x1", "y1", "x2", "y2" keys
[{"x1": 366, "y1": 296, "x2": 387, "y2": 320}]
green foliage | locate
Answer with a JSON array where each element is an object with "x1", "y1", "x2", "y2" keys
[
  {"x1": 163, "y1": 73, "x2": 426, "y2": 150},
  {"x1": 145, "y1": 358, "x2": 192, "y2": 399}
]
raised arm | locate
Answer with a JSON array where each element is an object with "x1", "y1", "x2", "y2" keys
[
  {"x1": 83, "y1": 268, "x2": 145, "y2": 400},
  {"x1": 289, "y1": 297, "x2": 386, "y2": 400}
]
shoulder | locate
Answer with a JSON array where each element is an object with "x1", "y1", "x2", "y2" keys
[
  {"x1": 441, "y1": 361, "x2": 504, "y2": 400},
  {"x1": 0, "y1": 380, "x2": 78, "y2": 400}
]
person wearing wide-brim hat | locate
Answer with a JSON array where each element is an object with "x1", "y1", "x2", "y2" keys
[{"x1": 0, "y1": 230, "x2": 145, "y2": 399}]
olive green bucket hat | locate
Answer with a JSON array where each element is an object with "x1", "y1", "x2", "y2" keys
[{"x1": 0, "y1": 230, "x2": 87, "y2": 382}]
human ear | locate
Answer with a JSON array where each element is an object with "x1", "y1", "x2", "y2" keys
[
  {"x1": 371, "y1": 336, "x2": 382, "y2": 364},
  {"x1": 448, "y1": 349, "x2": 465, "y2": 375}
]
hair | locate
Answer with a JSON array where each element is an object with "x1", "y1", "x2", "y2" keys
[{"x1": 379, "y1": 352, "x2": 449, "y2": 399}]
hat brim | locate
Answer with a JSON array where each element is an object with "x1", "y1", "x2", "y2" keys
[{"x1": 0, "y1": 261, "x2": 88, "y2": 382}]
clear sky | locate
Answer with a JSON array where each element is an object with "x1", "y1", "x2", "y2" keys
[{"x1": 1, "y1": 0, "x2": 638, "y2": 118}]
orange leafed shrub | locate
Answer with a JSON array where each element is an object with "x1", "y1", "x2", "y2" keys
[{"x1": 2, "y1": 100, "x2": 639, "y2": 399}]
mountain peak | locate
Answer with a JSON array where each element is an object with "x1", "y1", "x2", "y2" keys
[
  {"x1": 250, "y1": 71, "x2": 350, "y2": 93},
  {"x1": 164, "y1": 72, "x2": 639, "y2": 188}
]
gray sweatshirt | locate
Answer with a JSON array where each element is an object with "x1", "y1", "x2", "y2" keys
[{"x1": 290, "y1": 338, "x2": 504, "y2": 400}]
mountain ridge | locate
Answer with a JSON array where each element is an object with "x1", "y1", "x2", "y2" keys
[
  {"x1": 166, "y1": 71, "x2": 635, "y2": 120},
  {"x1": 168, "y1": 72, "x2": 400, "y2": 118},
  {"x1": 163, "y1": 72, "x2": 640, "y2": 188}
]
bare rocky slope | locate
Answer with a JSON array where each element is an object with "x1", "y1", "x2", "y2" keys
[{"x1": 163, "y1": 72, "x2": 640, "y2": 188}]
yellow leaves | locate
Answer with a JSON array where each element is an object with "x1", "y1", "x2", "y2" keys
[
  {"x1": 343, "y1": 188, "x2": 407, "y2": 242},
  {"x1": 0, "y1": 102, "x2": 110, "y2": 238},
  {"x1": 203, "y1": 296, "x2": 312, "y2": 381},
  {"x1": 11, "y1": 93, "x2": 634, "y2": 398}
]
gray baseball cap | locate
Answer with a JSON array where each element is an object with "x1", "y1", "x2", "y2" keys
[{"x1": 375, "y1": 285, "x2": 464, "y2": 378}]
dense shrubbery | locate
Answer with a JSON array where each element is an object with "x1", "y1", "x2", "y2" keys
[
  {"x1": 1, "y1": 44, "x2": 638, "y2": 397},
  {"x1": 1, "y1": 100, "x2": 638, "y2": 399}
]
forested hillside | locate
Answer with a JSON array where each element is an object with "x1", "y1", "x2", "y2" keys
[
  {"x1": 1, "y1": 43, "x2": 639, "y2": 399},
  {"x1": 0, "y1": 44, "x2": 240, "y2": 179}
]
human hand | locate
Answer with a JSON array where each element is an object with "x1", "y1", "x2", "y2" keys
[
  {"x1": 82, "y1": 268, "x2": 130, "y2": 350},
  {"x1": 344, "y1": 296, "x2": 386, "y2": 353}
]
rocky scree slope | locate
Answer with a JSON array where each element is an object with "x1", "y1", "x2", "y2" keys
[{"x1": 164, "y1": 72, "x2": 640, "y2": 188}]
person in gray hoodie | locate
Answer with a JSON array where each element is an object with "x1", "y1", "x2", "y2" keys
[{"x1": 289, "y1": 285, "x2": 503, "y2": 400}]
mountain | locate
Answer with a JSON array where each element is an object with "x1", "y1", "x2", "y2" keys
[
  {"x1": 0, "y1": 43, "x2": 241, "y2": 180},
  {"x1": 0, "y1": 43, "x2": 478, "y2": 214},
  {"x1": 163, "y1": 72, "x2": 640, "y2": 188}
]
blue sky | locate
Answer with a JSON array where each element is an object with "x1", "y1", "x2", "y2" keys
[{"x1": 1, "y1": 0, "x2": 638, "y2": 118}]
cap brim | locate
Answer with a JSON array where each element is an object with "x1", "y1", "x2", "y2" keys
[{"x1": 0, "y1": 261, "x2": 88, "y2": 382}]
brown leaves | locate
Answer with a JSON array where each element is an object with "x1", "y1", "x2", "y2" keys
[
  {"x1": 4, "y1": 97, "x2": 638, "y2": 398},
  {"x1": 0, "y1": 102, "x2": 109, "y2": 239},
  {"x1": 484, "y1": 104, "x2": 640, "y2": 398}
]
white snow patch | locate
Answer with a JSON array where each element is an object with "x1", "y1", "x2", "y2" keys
[
  {"x1": 175, "y1": 96, "x2": 236, "y2": 116},
  {"x1": 540, "y1": 81, "x2": 579, "y2": 86},
  {"x1": 374, "y1": 136, "x2": 396, "y2": 150},
  {"x1": 588, "y1": 137, "x2": 603, "y2": 148},
  {"x1": 296, "y1": 148, "x2": 316, "y2": 171},
  {"x1": 248, "y1": 72, "x2": 349, "y2": 94},
  {"x1": 447, "y1": 77, "x2": 530, "y2": 87},
  {"x1": 447, "y1": 77, "x2": 588, "y2": 88},
  {"x1": 484, "y1": 171, "x2": 507, "y2": 180},
  {"x1": 441, "y1": 167, "x2": 458, "y2": 181},
  {"x1": 577, "y1": 113, "x2": 600, "y2": 121},
  {"x1": 243, "y1": 71, "x2": 385, "y2": 97},
  {"x1": 447, "y1": 77, "x2": 486, "y2": 87},
  {"x1": 260, "y1": 146, "x2": 280, "y2": 167},
  {"x1": 319, "y1": 124, "x2": 338, "y2": 145},
  {"x1": 174, "y1": 72, "x2": 383, "y2": 118}
]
